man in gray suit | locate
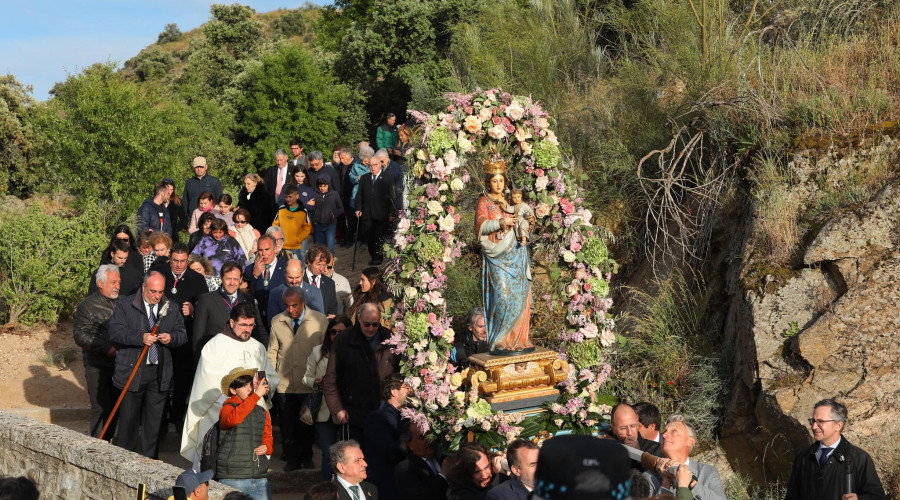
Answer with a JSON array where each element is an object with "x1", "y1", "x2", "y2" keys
[{"x1": 643, "y1": 414, "x2": 726, "y2": 500}]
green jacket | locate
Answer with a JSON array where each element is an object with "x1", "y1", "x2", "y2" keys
[
  {"x1": 376, "y1": 122, "x2": 399, "y2": 150},
  {"x1": 216, "y1": 400, "x2": 270, "y2": 479}
]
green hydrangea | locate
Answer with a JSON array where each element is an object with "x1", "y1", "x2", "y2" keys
[
  {"x1": 425, "y1": 127, "x2": 455, "y2": 153},
  {"x1": 534, "y1": 140, "x2": 561, "y2": 168},
  {"x1": 465, "y1": 399, "x2": 493, "y2": 419},
  {"x1": 418, "y1": 234, "x2": 444, "y2": 263},
  {"x1": 586, "y1": 277, "x2": 610, "y2": 298},
  {"x1": 577, "y1": 238, "x2": 609, "y2": 267},
  {"x1": 567, "y1": 340, "x2": 603, "y2": 370},
  {"x1": 404, "y1": 313, "x2": 429, "y2": 341}
]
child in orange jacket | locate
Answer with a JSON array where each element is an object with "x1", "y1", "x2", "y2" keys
[{"x1": 217, "y1": 367, "x2": 273, "y2": 500}]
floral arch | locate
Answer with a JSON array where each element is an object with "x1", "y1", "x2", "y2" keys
[{"x1": 383, "y1": 89, "x2": 619, "y2": 448}]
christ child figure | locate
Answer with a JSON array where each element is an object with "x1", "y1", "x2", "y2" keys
[{"x1": 505, "y1": 187, "x2": 536, "y2": 245}]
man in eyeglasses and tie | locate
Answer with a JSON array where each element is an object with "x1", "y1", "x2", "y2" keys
[
  {"x1": 243, "y1": 235, "x2": 287, "y2": 328},
  {"x1": 785, "y1": 398, "x2": 885, "y2": 500},
  {"x1": 268, "y1": 286, "x2": 327, "y2": 471}
]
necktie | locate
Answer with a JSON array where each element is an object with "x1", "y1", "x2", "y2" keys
[
  {"x1": 263, "y1": 266, "x2": 270, "y2": 287},
  {"x1": 292, "y1": 319, "x2": 299, "y2": 332},
  {"x1": 276, "y1": 167, "x2": 285, "y2": 197},
  {"x1": 147, "y1": 305, "x2": 159, "y2": 364},
  {"x1": 349, "y1": 485, "x2": 360, "y2": 500},
  {"x1": 819, "y1": 447, "x2": 831, "y2": 466}
]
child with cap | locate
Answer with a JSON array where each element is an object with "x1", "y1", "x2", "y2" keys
[
  {"x1": 216, "y1": 367, "x2": 273, "y2": 500},
  {"x1": 170, "y1": 469, "x2": 213, "y2": 500}
]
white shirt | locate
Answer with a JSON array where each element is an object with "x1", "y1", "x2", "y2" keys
[
  {"x1": 818, "y1": 436, "x2": 842, "y2": 462},
  {"x1": 335, "y1": 474, "x2": 362, "y2": 498},
  {"x1": 306, "y1": 269, "x2": 320, "y2": 287}
]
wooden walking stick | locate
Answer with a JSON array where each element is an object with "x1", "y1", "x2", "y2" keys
[
  {"x1": 98, "y1": 301, "x2": 170, "y2": 441},
  {"x1": 351, "y1": 216, "x2": 361, "y2": 271}
]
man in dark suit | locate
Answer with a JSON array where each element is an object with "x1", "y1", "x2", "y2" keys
[
  {"x1": 108, "y1": 271, "x2": 186, "y2": 458},
  {"x1": 323, "y1": 303, "x2": 398, "y2": 445},
  {"x1": 364, "y1": 375, "x2": 409, "y2": 500},
  {"x1": 354, "y1": 153, "x2": 396, "y2": 266},
  {"x1": 487, "y1": 440, "x2": 539, "y2": 500},
  {"x1": 263, "y1": 148, "x2": 292, "y2": 211},
  {"x1": 395, "y1": 421, "x2": 448, "y2": 500},
  {"x1": 304, "y1": 244, "x2": 338, "y2": 318},
  {"x1": 331, "y1": 439, "x2": 379, "y2": 500},
  {"x1": 243, "y1": 235, "x2": 287, "y2": 328},
  {"x1": 267, "y1": 258, "x2": 324, "y2": 321},
  {"x1": 193, "y1": 261, "x2": 267, "y2": 355},
  {"x1": 609, "y1": 402, "x2": 662, "y2": 471},
  {"x1": 153, "y1": 242, "x2": 208, "y2": 432}
]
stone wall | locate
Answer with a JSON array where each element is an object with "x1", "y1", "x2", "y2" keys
[{"x1": 0, "y1": 409, "x2": 235, "y2": 499}]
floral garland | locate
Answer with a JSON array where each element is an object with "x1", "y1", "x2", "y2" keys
[{"x1": 383, "y1": 88, "x2": 618, "y2": 448}]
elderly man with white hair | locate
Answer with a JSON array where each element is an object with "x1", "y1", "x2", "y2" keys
[
  {"x1": 643, "y1": 414, "x2": 726, "y2": 500},
  {"x1": 73, "y1": 264, "x2": 122, "y2": 438}
]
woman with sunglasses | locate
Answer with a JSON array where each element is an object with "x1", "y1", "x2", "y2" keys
[
  {"x1": 303, "y1": 315, "x2": 351, "y2": 481},
  {"x1": 228, "y1": 208, "x2": 259, "y2": 263}
]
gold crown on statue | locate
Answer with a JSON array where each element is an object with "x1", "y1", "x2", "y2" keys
[{"x1": 484, "y1": 155, "x2": 508, "y2": 176}]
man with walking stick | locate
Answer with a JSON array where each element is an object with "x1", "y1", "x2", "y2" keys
[{"x1": 108, "y1": 271, "x2": 186, "y2": 458}]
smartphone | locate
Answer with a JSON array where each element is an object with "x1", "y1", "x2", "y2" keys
[
  {"x1": 172, "y1": 486, "x2": 188, "y2": 500},
  {"x1": 256, "y1": 370, "x2": 266, "y2": 381},
  {"x1": 135, "y1": 483, "x2": 146, "y2": 500}
]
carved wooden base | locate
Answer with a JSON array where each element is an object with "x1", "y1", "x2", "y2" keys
[{"x1": 462, "y1": 347, "x2": 568, "y2": 405}]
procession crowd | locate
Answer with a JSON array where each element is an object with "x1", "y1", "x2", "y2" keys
[{"x1": 4, "y1": 118, "x2": 883, "y2": 500}]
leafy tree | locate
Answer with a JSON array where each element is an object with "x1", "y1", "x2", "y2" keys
[
  {"x1": 175, "y1": 3, "x2": 267, "y2": 105},
  {"x1": 0, "y1": 204, "x2": 107, "y2": 326},
  {"x1": 235, "y1": 42, "x2": 366, "y2": 170},
  {"x1": 128, "y1": 48, "x2": 175, "y2": 82},
  {"x1": 32, "y1": 63, "x2": 244, "y2": 219},
  {"x1": 319, "y1": 0, "x2": 480, "y2": 128},
  {"x1": 0, "y1": 75, "x2": 41, "y2": 196},
  {"x1": 157, "y1": 23, "x2": 183, "y2": 44},
  {"x1": 271, "y1": 7, "x2": 317, "y2": 43}
]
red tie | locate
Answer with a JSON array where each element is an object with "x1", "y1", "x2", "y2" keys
[{"x1": 275, "y1": 167, "x2": 285, "y2": 197}]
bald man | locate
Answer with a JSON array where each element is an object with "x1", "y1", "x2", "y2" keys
[
  {"x1": 609, "y1": 402, "x2": 662, "y2": 471},
  {"x1": 109, "y1": 271, "x2": 187, "y2": 458},
  {"x1": 267, "y1": 258, "x2": 324, "y2": 323}
]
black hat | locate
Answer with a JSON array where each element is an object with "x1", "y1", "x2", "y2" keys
[{"x1": 533, "y1": 435, "x2": 632, "y2": 500}]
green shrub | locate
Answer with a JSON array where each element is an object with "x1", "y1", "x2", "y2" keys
[{"x1": 0, "y1": 204, "x2": 107, "y2": 326}]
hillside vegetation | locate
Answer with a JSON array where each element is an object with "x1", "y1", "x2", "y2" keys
[{"x1": 1, "y1": 0, "x2": 899, "y2": 492}]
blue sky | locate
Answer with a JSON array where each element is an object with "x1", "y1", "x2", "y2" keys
[{"x1": 0, "y1": 0, "x2": 326, "y2": 100}]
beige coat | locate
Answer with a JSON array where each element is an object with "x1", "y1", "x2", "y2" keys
[
  {"x1": 302, "y1": 344, "x2": 332, "y2": 422},
  {"x1": 267, "y1": 307, "x2": 327, "y2": 394}
]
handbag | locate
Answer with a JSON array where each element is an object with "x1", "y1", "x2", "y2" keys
[{"x1": 300, "y1": 390, "x2": 323, "y2": 425}]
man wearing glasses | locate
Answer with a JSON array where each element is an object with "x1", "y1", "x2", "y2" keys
[
  {"x1": 323, "y1": 302, "x2": 398, "y2": 446},
  {"x1": 785, "y1": 399, "x2": 885, "y2": 500}
]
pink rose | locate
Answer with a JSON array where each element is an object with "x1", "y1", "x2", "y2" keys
[{"x1": 492, "y1": 115, "x2": 502, "y2": 125}]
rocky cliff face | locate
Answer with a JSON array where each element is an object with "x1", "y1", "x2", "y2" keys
[{"x1": 718, "y1": 139, "x2": 900, "y2": 487}]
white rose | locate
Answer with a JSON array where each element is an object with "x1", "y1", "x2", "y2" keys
[
  {"x1": 443, "y1": 328, "x2": 456, "y2": 343},
  {"x1": 450, "y1": 178, "x2": 465, "y2": 191},
  {"x1": 428, "y1": 351, "x2": 438, "y2": 364},
  {"x1": 535, "y1": 176, "x2": 550, "y2": 192},
  {"x1": 438, "y1": 214, "x2": 455, "y2": 232},
  {"x1": 427, "y1": 200, "x2": 443, "y2": 215},
  {"x1": 579, "y1": 209, "x2": 592, "y2": 223},
  {"x1": 506, "y1": 101, "x2": 525, "y2": 121},
  {"x1": 439, "y1": 195, "x2": 446, "y2": 202},
  {"x1": 405, "y1": 286, "x2": 418, "y2": 299},
  {"x1": 397, "y1": 218, "x2": 411, "y2": 233},
  {"x1": 600, "y1": 328, "x2": 615, "y2": 347},
  {"x1": 458, "y1": 136, "x2": 474, "y2": 153},
  {"x1": 488, "y1": 125, "x2": 508, "y2": 140},
  {"x1": 563, "y1": 251, "x2": 576, "y2": 263}
]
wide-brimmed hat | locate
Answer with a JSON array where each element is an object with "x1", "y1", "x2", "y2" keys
[
  {"x1": 533, "y1": 435, "x2": 631, "y2": 500},
  {"x1": 220, "y1": 367, "x2": 258, "y2": 396}
]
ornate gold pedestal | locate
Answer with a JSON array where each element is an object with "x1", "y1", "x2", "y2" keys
[{"x1": 462, "y1": 347, "x2": 568, "y2": 409}]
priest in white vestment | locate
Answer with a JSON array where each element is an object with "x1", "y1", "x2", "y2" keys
[{"x1": 180, "y1": 302, "x2": 280, "y2": 464}]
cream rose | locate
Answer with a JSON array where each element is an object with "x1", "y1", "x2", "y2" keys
[
  {"x1": 535, "y1": 176, "x2": 550, "y2": 192},
  {"x1": 535, "y1": 203, "x2": 551, "y2": 218},
  {"x1": 438, "y1": 214, "x2": 455, "y2": 232},
  {"x1": 478, "y1": 107, "x2": 493, "y2": 122},
  {"x1": 397, "y1": 218, "x2": 411, "y2": 233},
  {"x1": 580, "y1": 323, "x2": 599, "y2": 339},
  {"x1": 427, "y1": 200, "x2": 443, "y2": 215},
  {"x1": 563, "y1": 250, "x2": 577, "y2": 263},
  {"x1": 515, "y1": 126, "x2": 532, "y2": 142},
  {"x1": 416, "y1": 149, "x2": 428, "y2": 160},
  {"x1": 600, "y1": 328, "x2": 616, "y2": 347},
  {"x1": 520, "y1": 141, "x2": 533, "y2": 155},
  {"x1": 506, "y1": 101, "x2": 525, "y2": 121},
  {"x1": 458, "y1": 136, "x2": 474, "y2": 153},
  {"x1": 543, "y1": 129, "x2": 559, "y2": 146},
  {"x1": 488, "y1": 125, "x2": 508, "y2": 140},
  {"x1": 536, "y1": 117, "x2": 550, "y2": 129},
  {"x1": 405, "y1": 286, "x2": 418, "y2": 299},
  {"x1": 450, "y1": 178, "x2": 465, "y2": 191}
]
